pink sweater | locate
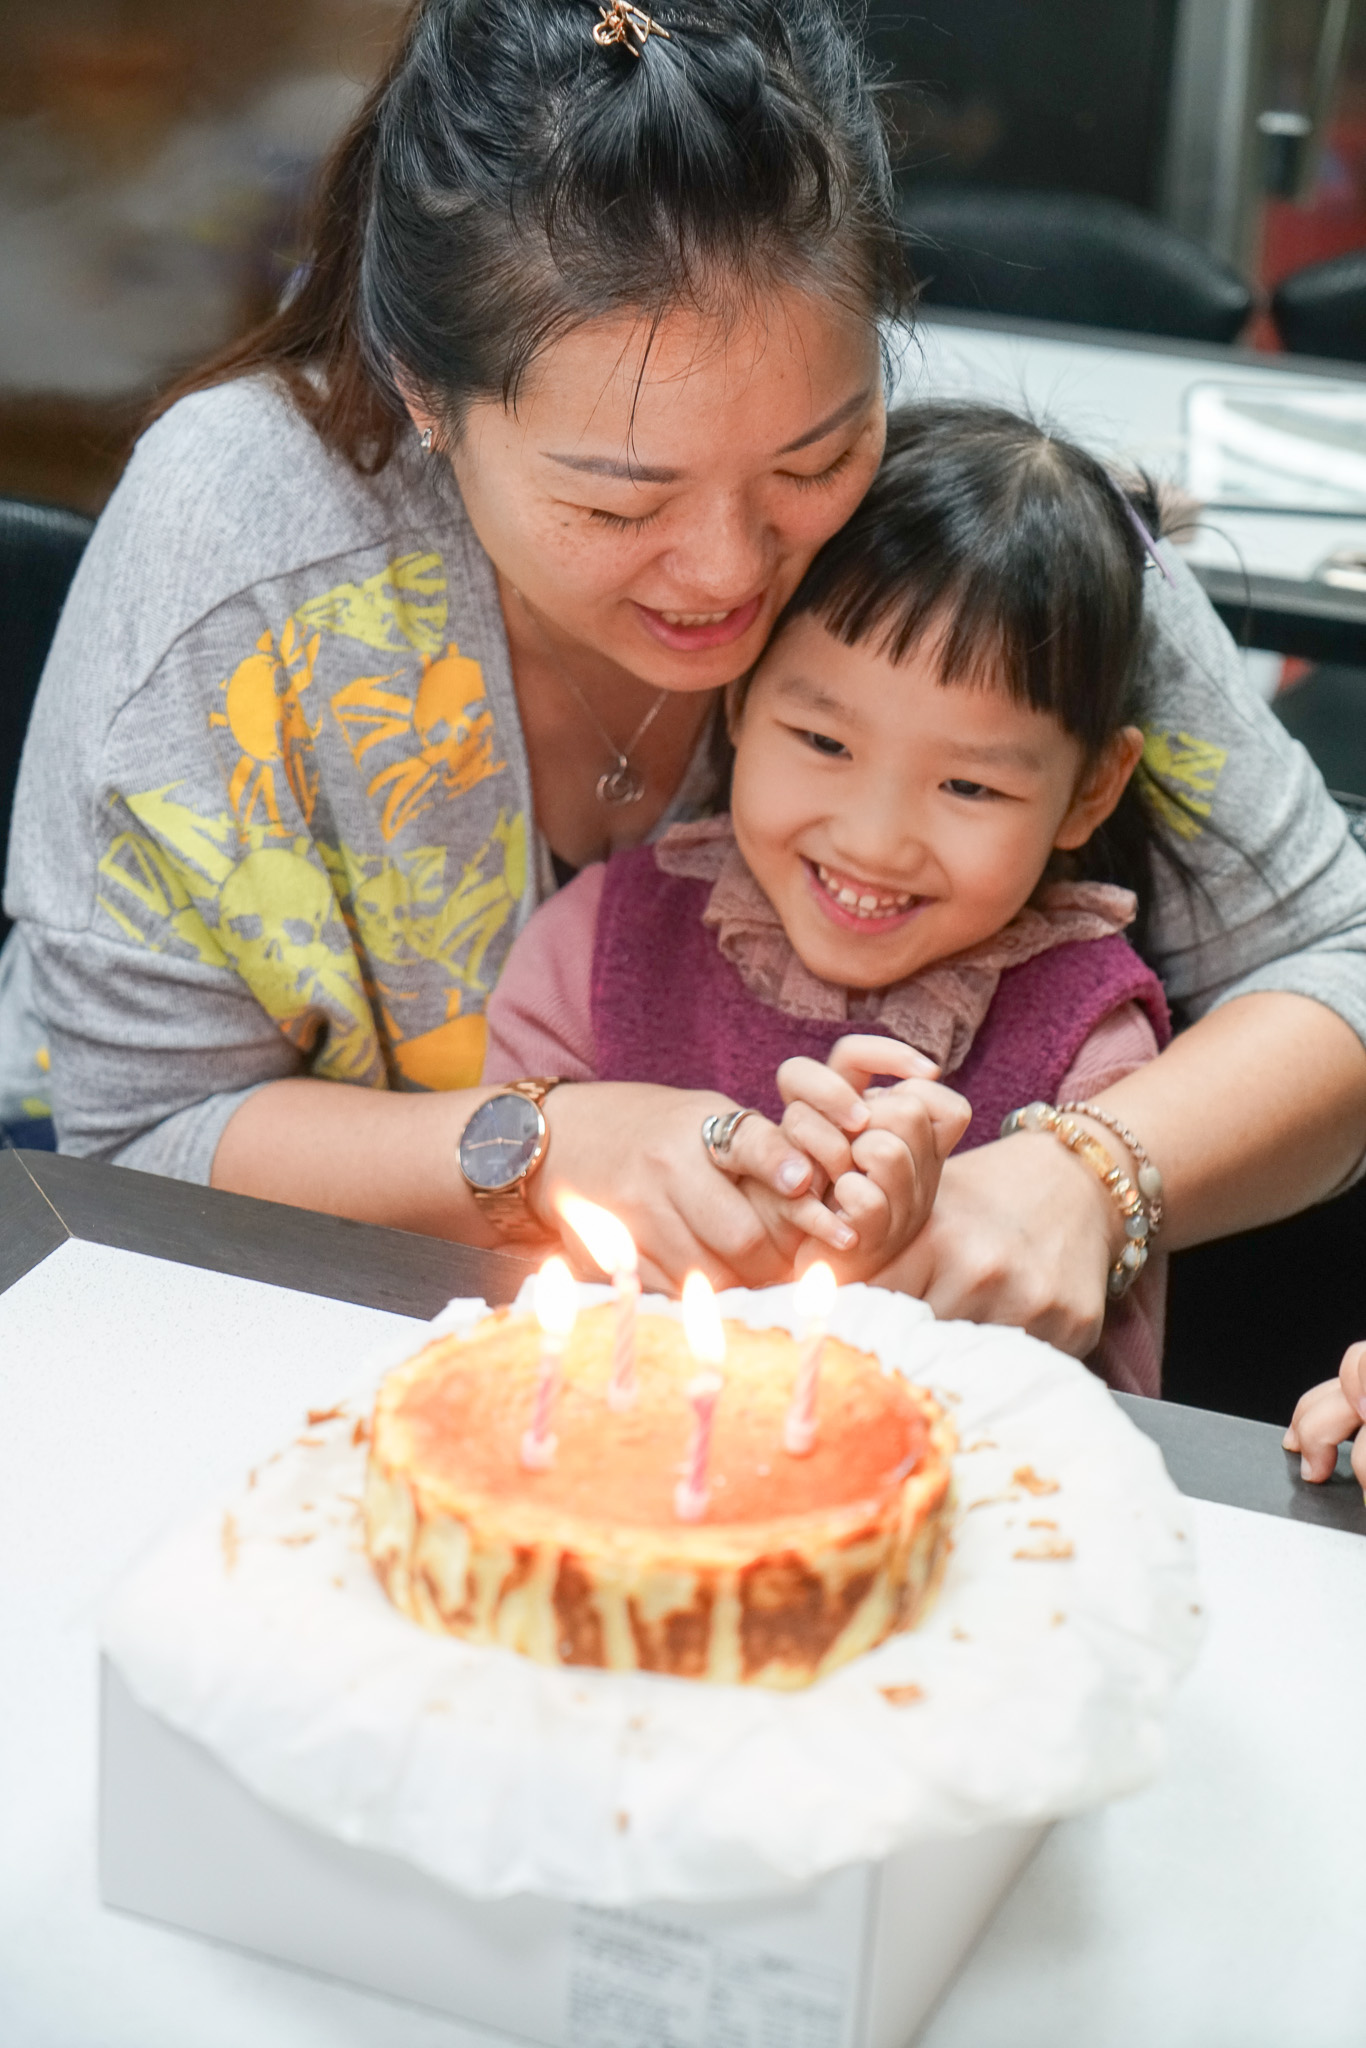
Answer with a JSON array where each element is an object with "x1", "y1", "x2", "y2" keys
[{"x1": 485, "y1": 863, "x2": 1164, "y2": 1396}]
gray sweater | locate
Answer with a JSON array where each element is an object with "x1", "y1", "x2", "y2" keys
[{"x1": 5, "y1": 375, "x2": 1366, "y2": 1182}]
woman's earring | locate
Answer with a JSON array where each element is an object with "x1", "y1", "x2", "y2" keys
[{"x1": 419, "y1": 427, "x2": 433, "y2": 452}]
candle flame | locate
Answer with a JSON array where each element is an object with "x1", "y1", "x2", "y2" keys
[
  {"x1": 557, "y1": 1193, "x2": 638, "y2": 1277},
  {"x1": 681, "y1": 1270, "x2": 726, "y2": 1367},
  {"x1": 534, "y1": 1255, "x2": 579, "y2": 1340},
  {"x1": 794, "y1": 1260, "x2": 837, "y2": 1323}
]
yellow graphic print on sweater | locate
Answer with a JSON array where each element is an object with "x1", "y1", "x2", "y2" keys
[
  {"x1": 1142, "y1": 728, "x2": 1229, "y2": 839},
  {"x1": 95, "y1": 552, "x2": 525, "y2": 1093},
  {"x1": 210, "y1": 616, "x2": 322, "y2": 834},
  {"x1": 332, "y1": 642, "x2": 504, "y2": 840}
]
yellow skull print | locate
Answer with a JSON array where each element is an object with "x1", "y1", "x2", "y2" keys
[{"x1": 332, "y1": 642, "x2": 504, "y2": 840}]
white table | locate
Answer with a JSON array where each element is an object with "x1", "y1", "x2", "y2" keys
[
  {"x1": 898, "y1": 311, "x2": 1366, "y2": 586},
  {"x1": 4, "y1": 1224, "x2": 1365, "y2": 2048}
]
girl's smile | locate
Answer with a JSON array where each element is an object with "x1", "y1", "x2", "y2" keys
[{"x1": 804, "y1": 858, "x2": 928, "y2": 930}]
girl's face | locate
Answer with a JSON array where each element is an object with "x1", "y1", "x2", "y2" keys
[
  {"x1": 436, "y1": 288, "x2": 885, "y2": 689},
  {"x1": 731, "y1": 613, "x2": 1144, "y2": 991}
]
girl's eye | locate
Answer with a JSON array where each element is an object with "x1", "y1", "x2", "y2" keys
[
  {"x1": 783, "y1": 446, "x2": 857, "y2": 492},
  {"x1": 588, "y1": 506, "x2": 660, "y2": 532},
  {"x1": 943, "y1": 778, "x2": 994, "y2": 800},
  {"x1": 800, "y1": 729, "x2": 849, "y2": 758}
]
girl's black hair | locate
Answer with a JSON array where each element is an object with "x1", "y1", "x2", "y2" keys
[
  {"x1": 768, "y1": 402, "x2": 1194, "y2": 957},
  {"x1": 156, "y1": 0, "x2": 910, "y2": 468}
]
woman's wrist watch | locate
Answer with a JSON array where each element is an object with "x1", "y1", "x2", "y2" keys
[{"x1": 457, "y1": 1078, "x2": 564, "y2": 1245}]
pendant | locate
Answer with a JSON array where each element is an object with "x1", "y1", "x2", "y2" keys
[{"x1": 597, "y1": 759, "x2": 646, "y2": 805}]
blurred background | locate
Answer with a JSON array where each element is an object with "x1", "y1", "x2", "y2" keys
[{"x1": 4, "y1": 0, "x2": 1366, "y2": 513}]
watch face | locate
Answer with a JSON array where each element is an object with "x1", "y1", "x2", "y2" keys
[{"x1": 460, "y1": 1092, "x2": 546, "y2": 1193}]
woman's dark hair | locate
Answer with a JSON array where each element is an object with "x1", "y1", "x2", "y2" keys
[
  {"x1": 765, "y1": 402, "x2": 1193, "y2": 953},
  {"x1": 157, "y1": 0, "x2": 909, "y2": 470}
]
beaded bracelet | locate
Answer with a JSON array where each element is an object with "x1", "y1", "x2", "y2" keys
[
  {"x1": 1056, "y1": 1100, "x2": 1165, "y2": 1235},
  {"x1": 999, "y1": 1101, "x2": 1154, "y2": 1299}
]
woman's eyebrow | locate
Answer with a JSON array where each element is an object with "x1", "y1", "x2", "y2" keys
[
  {"x1": 775, "y1": 386, "x2": 875, "y2": 455},
  {"x1": 544, "y1": 451, "x2": 682, "y2": 483},
  {"x1": 540, "y1": 386, "x2": 875, "y2": 482}
]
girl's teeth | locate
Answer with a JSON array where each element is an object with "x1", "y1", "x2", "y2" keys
[
  {"x1": 659, "y1": 609, "x2": 730, "y2": 626},
  {"x1": 815, "y1": 862, "x2": 913, "y2": 918}
]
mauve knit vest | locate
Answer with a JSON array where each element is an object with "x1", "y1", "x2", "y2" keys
[{"x1": 590, "y1": 847, "x2": 1170, "y2": 1147}]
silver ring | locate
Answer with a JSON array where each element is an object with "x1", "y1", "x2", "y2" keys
[{"x1": 701, "y1": 1107, "x2": 759, "y2": 1168}]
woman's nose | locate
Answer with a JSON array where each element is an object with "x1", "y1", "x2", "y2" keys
[{"x1": 663, "y1": 492, "x2": 772, "y2": 602}]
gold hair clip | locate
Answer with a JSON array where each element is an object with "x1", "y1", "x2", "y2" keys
[{"x1": 592, "y1": 0, "x2": 671, "y2": 57}]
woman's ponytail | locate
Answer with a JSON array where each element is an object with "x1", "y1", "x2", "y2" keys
[{"x1": 153, "y1": 0, "x2": 907, "y2": 471}]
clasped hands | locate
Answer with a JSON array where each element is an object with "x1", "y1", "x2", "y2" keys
[{"x1": 714, "y1": 1034, "x2": 971, "y2": 1283}]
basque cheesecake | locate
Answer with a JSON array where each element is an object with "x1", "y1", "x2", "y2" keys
[{"x1": 364, "y1": 1303, "x2": 954, "y2": 1689}]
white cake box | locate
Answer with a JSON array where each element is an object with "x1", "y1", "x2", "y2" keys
[{"x1": 99, "y1": 1657, "x2": 1045, "y2": 2047}]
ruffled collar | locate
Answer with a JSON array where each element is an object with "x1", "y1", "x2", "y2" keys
[{"x1": 655, "y1": 814, "x2": 1138, "y2": 1075}]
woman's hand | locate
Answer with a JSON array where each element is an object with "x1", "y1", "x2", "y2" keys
[
  {"x1": 768, "y1": 1036, "x2": 971, "y2": 1281},
  {"x1": 534, "y1": 1080, "x2": 844, "y2": 1292},
  {"x1": 1285, "y1": 1342, "x2": 1366, "y2": 1486},
  {"x1": 876, "y1": 1131, "x2": 1124, "y2": 1355}
]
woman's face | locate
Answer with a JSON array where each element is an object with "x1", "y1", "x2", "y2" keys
[{"x1": 441, "y1": 287, "x2": 885, "y2": 689}]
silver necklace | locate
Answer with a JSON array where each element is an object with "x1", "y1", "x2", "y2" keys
[
  {"x1": 555, "y1": 664, "x2": 670, "y2": 806},
  {"x1": 515, "y1": 592, "x2": 669, "y2": 806}
]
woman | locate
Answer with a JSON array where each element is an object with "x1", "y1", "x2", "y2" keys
[{"x1": 4, "y1": 0, "x2": 1366, "y2": 1356}]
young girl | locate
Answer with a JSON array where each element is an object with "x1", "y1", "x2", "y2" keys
[{"x1": 485, "y1": 404, "x2": 1175, "y2": 1391}]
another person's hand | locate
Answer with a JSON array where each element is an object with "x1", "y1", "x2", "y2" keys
[
  {"x1": 768, "y1": 1036, "x2": 970, "y2": 1281},
  {"x1": 875, "y1": 1130, "x2": 1124, "y2": 1355},
  {"x1": 533, "y1": 1080, "x2": 847, "y2": 1292},
  {"x1": 1284, "y1": 1342, "x2": 1366, "y2": 1486}
]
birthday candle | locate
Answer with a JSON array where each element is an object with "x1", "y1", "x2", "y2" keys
[
  {"x1": 783, "y1": 1261, "x2": 837, "y2": 1457},
  {"x1": 676, "y1": 1271, "x2": 726, "y2": 1521},
  {"x1": 521, "y1": 1256, "x2": 577, "y2": 1471},
  {"x1": 558, "y1": 1194, "x2": 640, "y2": 1411}
]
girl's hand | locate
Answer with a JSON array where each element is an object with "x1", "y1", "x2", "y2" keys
[
  {"x1": 1284, "y1": 1343, "x2": 1366, "y2": 1486},
  {"x1": 534, "y1": 1080, "x2": 846, "y2": 1292},
  {"x1": 773, "y1": 1036, "x2": 971, "y2": 1281},
  {"x1": 875, "y1": 1131, "x2": 1124, "y2": 1355}
]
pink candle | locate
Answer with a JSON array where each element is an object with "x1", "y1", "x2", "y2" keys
[
  {"x1": 674, "y1": 1372, "x2": 724, "y2": 1523},
  {"x1": 521, "y1": 1256, "x2": 577, "y2": 1471},
  {"x1": 557, "y1": 1195, "x2": 641, "y2": 1411},
  {"x1": 783, "y1": 1262, "x2": 837, "y2": 1457},
  {"x1": 676, "y1": 1271, "x2": 727, "y2": 1521}
]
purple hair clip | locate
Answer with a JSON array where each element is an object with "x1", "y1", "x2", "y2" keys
[{"x1": 1120, "y1": 495, "x2": 1175, "y2": 589}]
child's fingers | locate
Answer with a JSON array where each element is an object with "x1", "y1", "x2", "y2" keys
[
  {"x1": 830, "y1": 1164, "x2": 892, "y2": 1240},
  {"x1": 779, "y1": 1099, "x2": 854, "y2": 1185},
  {"x1": 825, "y1": 1034, "x2": 940, "y2": 1095},
  {"x1": 1338, "y1": 1340, "x2": 1366, "y2": 1424},
  {"x1": 866, "y1": 1080, "x2": 972, "y2": 1161},
  {"x1": 777, "y1": 1056, "x2": 870, "y2": 1135},
  {"x1": 1284, "y1": 1378, "x2": 1361, "y2": 1483}
]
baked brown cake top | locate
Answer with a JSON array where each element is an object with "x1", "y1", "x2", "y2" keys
[{"x1": 384, "y1": 1303, "x2": 930, "y2": 1531}]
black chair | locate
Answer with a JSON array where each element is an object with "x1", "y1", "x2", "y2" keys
[
  {"x1": 900, "y1": 187, "x2": 1255, "y2": 344},
  {"x1": 1271, "y1": 249, "x2": 1366, "y2": 364},
  {"x1": 1, "y1": 497, "x2": 94, "y2": 947}
]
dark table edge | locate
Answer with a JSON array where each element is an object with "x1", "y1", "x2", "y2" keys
[
  {"x1": 0, "y1": 1148, "x2": 533, "y2": 1317},
  {"x1": 3, "y1": 1151, "x2": 1362, "y2": 1538}
]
